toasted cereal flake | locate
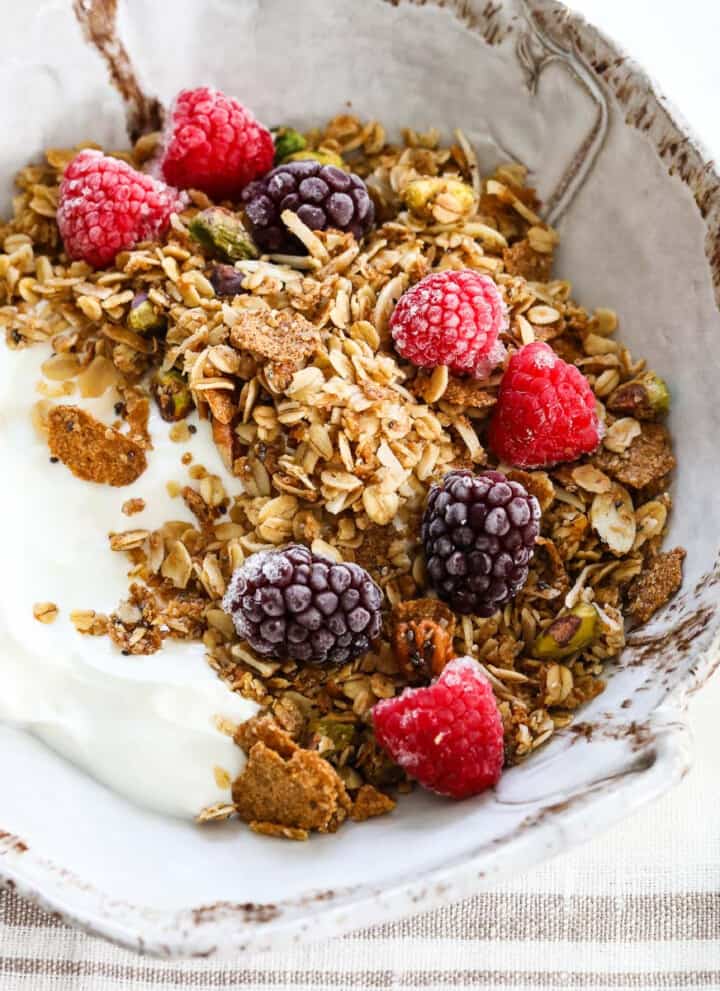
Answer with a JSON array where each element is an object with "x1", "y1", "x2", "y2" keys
[
  {"x1": 627, "y1": 548, "x2": 685, "y2": 624},
  {"x1": 350, "y1": 784, "x2": 396, "y2": 822},
  {"x1": 33, "y1": 601, "x2": 58, "y2": 624},
  {"x1": 47, "y1": 406, "x2": 147, "y2": 486},
  {"x1": 121, "y1": 497, "x2": 146, "y2": 517},
  {"x1": 593, "y1": 423, "x2": 675, "y2": 489}
]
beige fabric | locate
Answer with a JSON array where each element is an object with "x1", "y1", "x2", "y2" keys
[{"x1": 0, "y1": 681, "x2": 718, "y2": 989}]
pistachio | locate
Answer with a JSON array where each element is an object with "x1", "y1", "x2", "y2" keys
[
  {"x1": 533, "y1": 602, "x2": 599, "y2": 660},
  {"x1": 151, "y1": 369, "x2": 194, "y2": 422},
  {"x1": 285, "y1": 149, "x2": 346, "y2": 169},
  {"x1": 607, "y1": 371, "x2": 670, "y2": 420},
  {"x1": 273, "y1": 126, "x2": 307, "y2": 162},
  {"x1": 210, "y1": 263, "x2": 245, "y2": 297},
  {"x1": 403, "y1": 177, "x2": 474, "y2": 223},
  {"x1": 307, "y1": 718, "x2": 356, "y2": 754},
  {"x1": 127, "y1": 293, "x2": 164, "y2": 333},
  {"x1": 188, "y1": 207, "x2": 258, "y2": 261}
]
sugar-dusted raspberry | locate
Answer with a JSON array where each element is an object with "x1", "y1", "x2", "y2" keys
[
  {"x1": 222, "y1": 544, "x2": 383, "y2": 666},
  {"x1": 489, "y1": 341, "x2": 602, "y2": 468},
  {"x1": 57, "y1": 150, "x2": 183, "y2": 269},
  {"x1": 389, "y1": 269, "x2": 507, "y2": 378},
  {"x1": 241, "y1": 159, "x2": 375, "y2": 253},
  {"x1": 422, "y1": 469, "x2": 540, "y2": 617},
  {"x1": 372, "y1": 656, "x2": 504, "y2": 799},
  {"x1": 159, "y1": 87, "x2": 274, "y2": 200}
]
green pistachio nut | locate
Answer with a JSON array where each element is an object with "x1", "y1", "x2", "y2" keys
[
  {"x1": 308, "y1": 718, "x2": 356, "y2": 754},
  {"x1": 403, "y1": 176, "x2": 474, "y2": 221},
  {"x1": 187, "y1": 207, "x2": 258, "y2": 262},
  {"x1": 284, "y1": 149, "x2": 346, "y2": 169},
  {"x1": 533, "y1": 602, "x2": 599, "y2": 660},
  {"x1": 127, "y1": 293, "x2": 164, "y2": 333},
  {"x1": 273, "y1": 126, "x2": 307, "y2": 163},
  {"x1": 607, "y1": 371, "x2": 670, "y2": 420},
  {"x1": 151, "y1": 369, "x2": 194, "y2": 422}
]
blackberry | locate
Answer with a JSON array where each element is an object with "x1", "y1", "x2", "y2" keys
[
  {"x1": 222, "y1": 544, "x2": 383, "y2": 665},
  {"x1": 240, "y1": 160, "x2": 375, "y2": 253},
  {"x1": 422, "y1": 470, "x2": 541, "y2": 617}
]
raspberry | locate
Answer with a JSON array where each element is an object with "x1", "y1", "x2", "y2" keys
[
  {"x1": 241, "y1": 160, "x2": 375, "y2": 252},
  {"x1": 488, "y1": 341, "x2": 602, "y2": 468},
  {"x1": 159, "y1": 87, "x2": 274, "y2": 200},
  {"x1": 422, "y1": 469, "x2": 540, "y2": 617},
  {"x1": 222, "y1": 544, "x2": 383, "y2": 666},
  {"x1": 57, "y1": 150, "x2": 183, "y2": 269},
  {"x1": 372, "y1": 657, "x2": 504, "y2": 799},
  {"x1": 389, "y1": 269, "x2": 507, "y2": 377}
]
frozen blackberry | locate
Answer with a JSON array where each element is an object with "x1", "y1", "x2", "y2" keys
[
  {"x1": 422, "y1": 470, "x2": 541, "y2": 617},
  {"x1": 240, "y1": 159, "x2": 375, "y2": 252},
  {"x1": 222, "y1": 544, "x2": 383, "y2": 665}
]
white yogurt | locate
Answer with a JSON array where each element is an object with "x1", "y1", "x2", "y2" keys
[{"x1": 0, "y1": 346, "x2": 257, "y2": 818}]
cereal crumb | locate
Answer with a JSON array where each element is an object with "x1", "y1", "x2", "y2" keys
[
  {"x1": 33, "y1": 601, "x2": 58, "y2": 624},
  {"x1": 249, "y1": 821, "x2": 309, "y2": 841},
  {"x1": 121, "y1": 497, "x2": 146, "y2": 517},
  {"x1": 48, "y1": 406, "x2": 147, "y2": 486},
  {"x1": 503, "y1": 238, "x2": 553, "y2": 281},
  {"x1": 350, "y1": 784, "x2": 396, "y2": 822}
]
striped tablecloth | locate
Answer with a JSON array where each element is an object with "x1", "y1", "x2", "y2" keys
[
  {"x1": 2, "y1": 1, "x2": 720, "y2": 987},
  {"x1": 0, "y1": 676, "x2": 718, "y2": 990}
]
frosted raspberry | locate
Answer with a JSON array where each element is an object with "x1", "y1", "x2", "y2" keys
[
  {"x1": 389, "y1": 269, "x2": 507, "y2": 378},
  {"x1": 159, "y1": 87, "x2": 274, "y2": 200},
  {"x1": 372, "y1": 657, "x2": 504, "y2": 799},
  {"x1": 488, "y1": 341, "x2": 602, "y2": 468},
  {"x1": 57, "y1": 150, "x2": 183, "y2": 269}
]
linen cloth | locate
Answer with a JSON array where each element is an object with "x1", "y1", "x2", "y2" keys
[{"x1": 2, "y1": 0, "x2": 719, "y2": 987}]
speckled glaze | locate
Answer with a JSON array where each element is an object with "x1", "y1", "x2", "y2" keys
[{"x1": 1, "y1": 0, "x2": 719, "y2": 957}]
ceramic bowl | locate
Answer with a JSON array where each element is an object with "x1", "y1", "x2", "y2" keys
[{"x1": 1, "y1": 0, "x2": 719, "y2": 957}]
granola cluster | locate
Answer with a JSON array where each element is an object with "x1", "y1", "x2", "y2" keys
[{"x1": 0, "y1": 115, "x2": 682, "y2": 836}]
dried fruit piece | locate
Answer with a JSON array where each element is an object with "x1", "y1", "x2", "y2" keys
[
  {"x1": 127, "y1": 293, "x2": 165, "y2": 333},
  {"x1": 210, "y1": 263, "x2": 245, "y2": 297},
  {"x1": 533, "y1": 603, "x2": 599, "y2": 659},
  {"x1": 188, "y1": 207, "x2": 258, "y2": 261},
  {"x1": 392, "y1": 617, "x2": 455, "y2": 683},
  {"x1": 47, "y1": 406, "x2": 147, "y2": 486},
  {"x1": 151, "y1": 369, "x2": 194, "y2": 422},
  {"x1": 607, "y1": 372, "x2": 670, "y2": 421}
]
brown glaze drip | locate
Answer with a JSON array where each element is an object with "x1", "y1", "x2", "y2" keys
[{"x1": 72, "y1": 0, "x2": 164, "y2": 140}]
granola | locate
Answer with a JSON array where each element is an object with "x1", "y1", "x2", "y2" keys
[{"x1": 0, "y1": 111, "x2": 683, "y2": 837}]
